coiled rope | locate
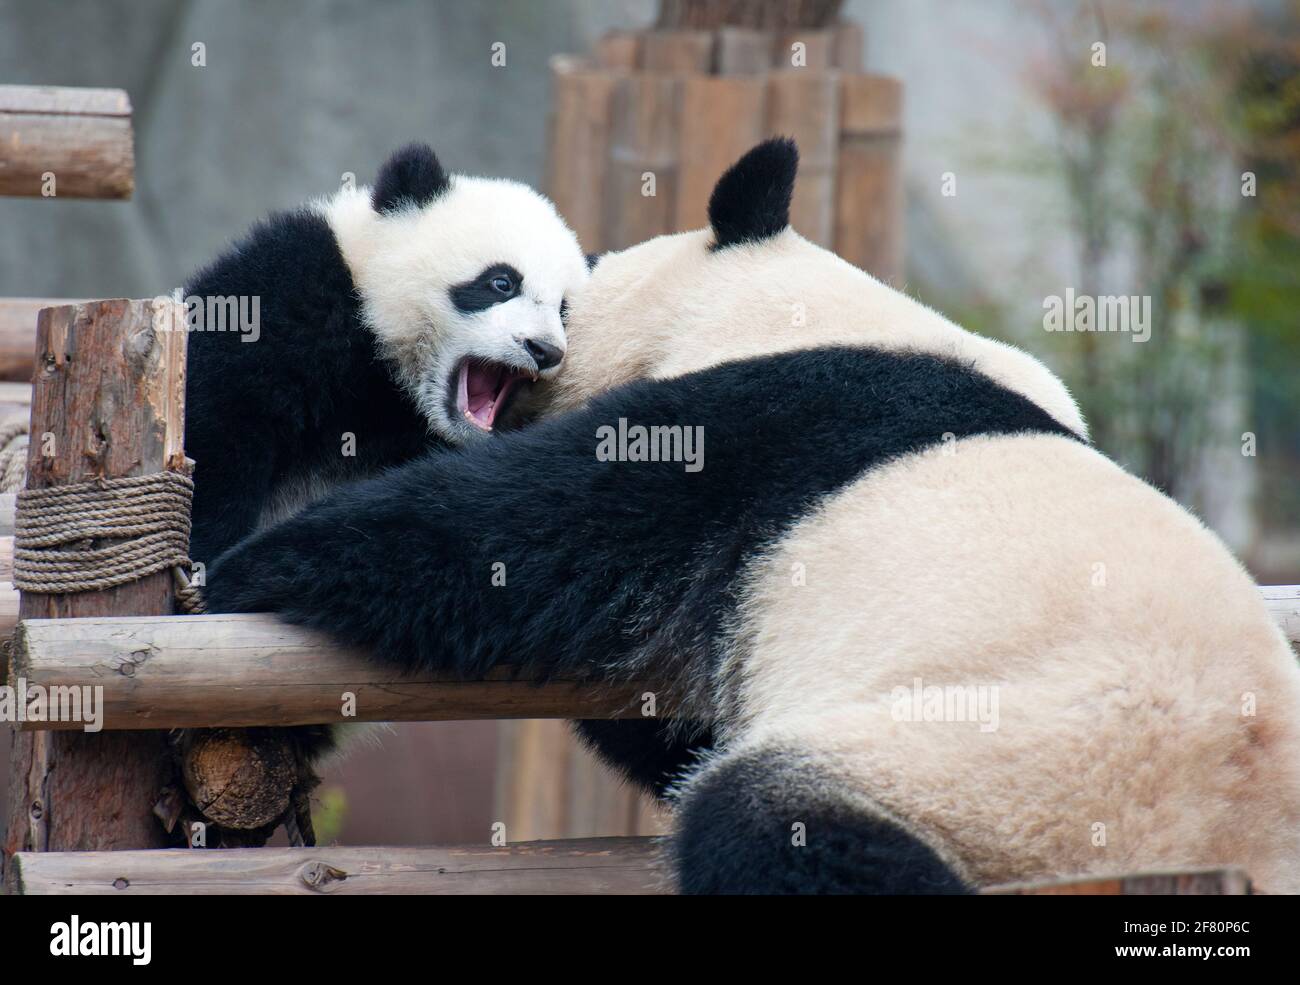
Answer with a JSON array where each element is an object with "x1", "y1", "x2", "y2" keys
[{"x1": 13, "y1": 469, "x2": 207, "y2": 612}]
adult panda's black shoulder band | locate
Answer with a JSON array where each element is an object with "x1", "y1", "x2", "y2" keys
[
  {"x1": 708, "y1": 137, "x2": 798, "y2": 250},
  {"x1": 372, "y1": 143, "x2": 451, "y2": 214},
  {"x1": 204, "y1": 345, "x2": 1078, "y2": 692}
]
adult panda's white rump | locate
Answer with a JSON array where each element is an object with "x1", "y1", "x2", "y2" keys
[{"x1": 725, "y1": 432, "x2": 1300, "y2": 892}]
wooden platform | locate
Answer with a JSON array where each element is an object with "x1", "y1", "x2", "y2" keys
[
  {"x1": 6, "y1": 838, "x2": 665, "y2": 895},
  {"x1": 5, "y1": 837, "x2": 1250, "y2": 895}
]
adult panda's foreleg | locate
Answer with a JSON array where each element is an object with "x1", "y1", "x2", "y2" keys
[
  {"x1": 571, "y1": 719, "x2": 714, "y2": 798},
  {"x1": 669, "y1": 744, "x2": 970, "y2": 894}
]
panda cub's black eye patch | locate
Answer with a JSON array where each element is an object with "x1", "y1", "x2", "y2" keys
[{"x1": 451, "y1": 263, "x2": 523, "y2": 313}]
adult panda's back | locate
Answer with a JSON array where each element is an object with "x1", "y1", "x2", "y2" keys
[{"x1": 727, "y1": 432, "x2": 1300, "y2": 892}]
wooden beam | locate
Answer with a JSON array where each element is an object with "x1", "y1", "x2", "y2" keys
[
  {"x1": 5, "y1": 837, "x2": 665, "y2": 895},
  {"x1": 836, "y1": 74, "x2": 904, "y2": 286},
  {"x1": 3, "y1": 299, "x2": 186, "y2": 873},
  {"x1": 0, "y1": 495, "x2": 12, "y2": 535},
  {"x1": 9, "y1": 612, "x2": 657, "y2": 730},
  {"x1": 3, "y1": 838, "x2": 1248, "y2": 895},
  {"x1": 0, "y1": 299, "x2": 79, "y2": 382},
  {"x1": 8, "y1": 586, "x2": 1297, "y2": 731},
  {"x1": 0, "y1": 86, "x2": 133, "y2": 199}
]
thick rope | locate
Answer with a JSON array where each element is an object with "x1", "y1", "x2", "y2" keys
[
  {"x1": 14, "y1": 471, "x2": 202, "y2": 599},
  {"x1": 0, "y1": 415, "x2": 30, "y2": 494}
]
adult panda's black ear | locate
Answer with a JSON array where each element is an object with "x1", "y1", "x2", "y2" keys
[
  {"x1": 372, "y1": 143, "x2": 451, "y2": 215},
  {"x1": 707, "y1": 137, "x2": 798, "y2": 250}
]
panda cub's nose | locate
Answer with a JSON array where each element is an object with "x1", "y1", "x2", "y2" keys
[{"x1": 522, "y1": 338, "x2": 564, "y2": 371}]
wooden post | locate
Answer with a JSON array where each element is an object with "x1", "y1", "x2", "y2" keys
[
  {"x1": 675, "y1": 77, "x2": 767, "y2": 230},
  {"x1": 547, "y1": 58, "x2": 616, "y2": 254},
  {"x1": 766, "y1": 71, "x2": 840, "y2": 247},
  {"x1": 835, "y1": 75, "x2": 904, "y2": 286},
  {"x1": 2, "y1": 298, "x2": 186, "y2": 876},
  {"x1": 603, "y1": 75, "x2": 683, "y2": 251},
  {"x1": 0, "y1": 86, "x2": 133, "y2": 199}
]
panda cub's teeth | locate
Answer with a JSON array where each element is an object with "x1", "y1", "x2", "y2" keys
[{"x1": 457, "y1": 358, "x2": 528, "y2": 432}]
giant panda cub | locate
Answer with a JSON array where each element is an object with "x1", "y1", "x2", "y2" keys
[
  {"x1": 206, "y1": 140, "x2": 1300, "y2": 894},
  {"x1": 185, "y1": 143, "x2": 587, "y2": 565}
]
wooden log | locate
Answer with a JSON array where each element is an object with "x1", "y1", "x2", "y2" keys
[
  {"x1": 641, "y1": 30, "x2": 714, "y2": 73},
  {"x1": 603, "y1": 74, "x2": 683, "y2": 251},
  {"x1": 835, "y1": 74, "x2": 905, "y2": 286},
  {"x1": 983, "y1": 868, "x2": 1251, "y2": 895},
  {"x1": 0, "y1": 299, "x2": 80, "y2": 381},
  {"x1": 715, "y1": 27, "x2": 774, "y2": 74},
  {"x1": 2, "y1": 298, "x2": 186, "y2": 874},
  {"x1": 5, "y1": 837, "x2": 666, "y2": 895},
  {"x1": 0, "y1": 86, "x2": 133, "y2": 199},
  {"x1": 9, "y1": 612, "x2": 660, "y2": 730},
  {"x1": 675, "y1": 76, "x2": 767, "y2": 230},
  {"x1": 547, "y1": 58, "x2": 617, "y2": 254},
  {"x1": 773, "y1": 28, "x2": 834, "y2": 70},
  {"x1": 10, "y1": 585, "x2": 1298, "y2": 730},
  {"x1": 766, "y1": 71, "x2": 840, "y2": 246}
]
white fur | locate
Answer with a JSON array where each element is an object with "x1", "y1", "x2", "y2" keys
[
  {"x1": 321, "y1": 177, "x2": 588, "y2": 442},
  {"x1": 556, "y1": 225, "x2": 1300, "y2": 891}
]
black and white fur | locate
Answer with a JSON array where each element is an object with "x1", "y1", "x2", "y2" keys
[
  {"x1": 185, "y1": 143, "x2": 587, "y2": 565},
  {"x1": 206, "y1": 141, "x2": 1300, "y2": 893}
]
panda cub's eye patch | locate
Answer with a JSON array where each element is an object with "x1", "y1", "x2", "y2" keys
[{"x1": 450, "y1": 263, "x2": 523, "y2": 313}]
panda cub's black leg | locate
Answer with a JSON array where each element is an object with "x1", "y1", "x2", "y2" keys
[
  {"x1": 671, "y1": 746, "x2": 970, "y2": 895},
  {"x1": 571, "y1": 719, "x2": 713, "y2": 798}
]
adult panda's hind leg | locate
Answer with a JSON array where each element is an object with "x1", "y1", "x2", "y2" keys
[{"x1": 670, "y1": 744, "x2": 970, "y2": 894}]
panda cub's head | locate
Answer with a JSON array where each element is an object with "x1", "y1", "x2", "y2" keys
[{"x1": 324, "y1": 143, "x2": 588, "y2": 442}]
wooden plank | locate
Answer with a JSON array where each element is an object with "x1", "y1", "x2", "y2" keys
[
  {"x1": 766, "y1": 71, "x2": 840, "y2": 246},
  {"x1": 675, "y1": 76, "x2": 767, "y2": 230},
  {"x1": 10, "y1": 612, "x2": 659, "y2": 730},
  {"x1": 5, "y1": 837, "x2": 666, "y2": 895},
  {"x1": 3, "y1": 299, "x2": 186, "y2": 870},
  {"x1": 835, "y1": 74, "x2": 904, "y2": 286},
  {"x1": 4, "y1": 841, "x2": 1247, "y2": 896},
  {"x1": 0, "y1": 299, "x2": 80, "y2": 381},
  {"x1": 0, "y1": 492, "x2": 13, "y2": 535},
  {"x1": 0, "y1": 85, "x2": 133, "y2": 199},
  {"x1": 547, "y1": 58, "x2": 616, "y2": 254},
  {"x1": 603, "y1": 74, "x2": 683, "y2": 251},
  {"x1": 983, "y1": 868, "x2": 1250, "y2": 895}
]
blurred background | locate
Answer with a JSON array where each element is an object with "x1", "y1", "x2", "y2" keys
[{"x1": 1, "y1": 0, "x2": 1296, "y2": 847}]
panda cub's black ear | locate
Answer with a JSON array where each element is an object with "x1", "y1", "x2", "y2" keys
[
  {"x1": 707, "y1": 137, "x2": 798, "y2": 250},
  {"x1": 372, "y1": 143, "x2": 451, "y2": 215}
]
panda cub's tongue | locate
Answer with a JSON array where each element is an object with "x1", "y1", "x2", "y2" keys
[{"x1": 458, "y1": 359, "x2": 523, "y2": 431}]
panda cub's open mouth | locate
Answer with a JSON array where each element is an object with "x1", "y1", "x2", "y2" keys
[{"x1": 454, "y1": 358, "x2": 535, "y2": 432}]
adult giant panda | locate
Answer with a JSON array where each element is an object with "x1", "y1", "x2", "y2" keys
[
  {"x1": 185, "y1": 143, "x2": 587, "y2": 564},
  {"x1": 206, "y1": 140, "x2": 1300, "y2": 893}
]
